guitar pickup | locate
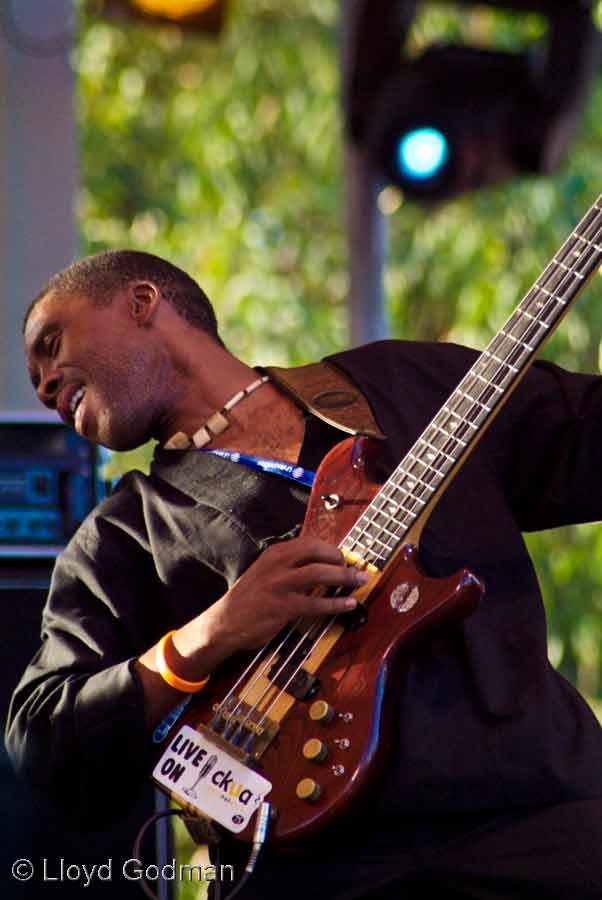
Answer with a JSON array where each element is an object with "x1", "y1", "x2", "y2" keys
[
  {"x1": 268, "y1": 660, "x2": 319, "y2": 700},
  {"x1": 267, "y1": 631, "x2": 320, "y2": 699}
]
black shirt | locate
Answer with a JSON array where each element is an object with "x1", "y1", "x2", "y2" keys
[{"x1": 6, "y1": 340, "x2": 602, "y2": 832}]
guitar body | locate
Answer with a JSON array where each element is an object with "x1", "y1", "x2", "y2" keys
[{"x1": 153, "y1": 436, "x2": 484, "y2": 844}]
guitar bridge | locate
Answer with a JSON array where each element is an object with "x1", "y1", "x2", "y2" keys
[{"x1": 211, "y1": 698, "x2": 279, "y2": 759}]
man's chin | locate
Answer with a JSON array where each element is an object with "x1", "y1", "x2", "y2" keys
[{"x1": 100, "y1": 429, "x2": 154, "y2": 452}]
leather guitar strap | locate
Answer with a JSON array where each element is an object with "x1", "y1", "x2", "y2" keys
[{"x1": 260, "y1": 361, "x2": 386, "y2": 440}]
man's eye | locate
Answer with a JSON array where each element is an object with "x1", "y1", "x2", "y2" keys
[{"x1": 46, "y1": 334, "x2": 60, "y2": 357}]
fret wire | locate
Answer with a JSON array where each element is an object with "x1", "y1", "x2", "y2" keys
[
  {"x1": 396, "y1": 469, "x2": 438, "y2": 495},
  {"x1": 482, "y1": 349, "x2": 518, "y2": 373},
  {"x1": 500, "y1": 306, "x2": 553, "y2": 353},
  {"x1": 445, "y1": 401, "x2": 487, "y2": 439},
  {"x1": 362, "y1": 533, "x2": 395, "y2": 552},
  {"x1": 421, "y1": 437, "x2": 456, "y2": 464},
  {"x1": 493, "y1": 306, "x2": 541, "y2": 355},
  {"x1": 515, "y1": 307, "x2": 538, "y2": 324},
  {"x1": 574, "y1": 232, "x2": 602, "y2": 252},
  {"x1": 435, "y1": 422, "x2": 468, "y2": 446},
  {"x1": 520, "y1": 290, "x2": 560, "y2": 323},
  {"x1": 471, "y1": 363, "x2": 512, "y2": 396},
  {"x1": 557, "y1": 234, "x2": 601, "y2": 269},
  {"x1": 383, "y1": 472, "x2": 430, "y2": 499},
  {"x1": 380, "y1": 522, "x2": 405, "y2": 541},
  {"x1": 448, "y1": 392, "x2": 489, "y2": 420},
  {"x1": 576, "y1": 209, "x2": 602, "y2": 246},
  {"x1": 489, "y1": 345, "x2": 526, "y2": 379},
  {"x1": 408, "y1": 448, "x2": 447, "y2": 478},
  {"x1": 457, "y1": 243, "x2": 576, "y2": 434},
  {"x1": 390, "y1": 472, "x2": 432, "y2": 492},
  {"x1": 553, "y1": 259, "x2": 584, "y2": 278},
  {"x1": 536, "y1": 232, "x2": 599, "y2": 290},
  {"x1": 456, "y1": 388, "x2": 492, "y2": 413},
  {"x1": 430, "y1": 415, "x2": 474, "y2": 444},
  {"x1": 385, "y1": 484, "x2": 430, "y2": 517},
  {"x1": 462, "y1": 382, "x2": 499, "y2": 413},
  {"x1": 536, "y1": 252, "x2": 591, "y2": 299},
  {"x1": 443, "y1": 406, "x2": 479, "y2": 430},
  {"x1": 348, "y1": 524, "x2": 402, "y2": 559},
  {"x1": 489, "y1": 329, "x2": 529, "y2": 360},
  {"x1": 509, "y1": 308, "x2": 551, "y2": 345},
  {"x1": 458, "y1": 376, "x2": 497, "y2": 410},
  {"x1": 407, "y1": 450, "x2": 448, "y2": 479},
  {"x1": 349, "y1": 493, "x2": 421, "y2": 545},
  {"x1": 499, "y1": 328, "x2": 535, "y2": 353},
  {"x1": 470, "y1": 371, "x2": 504, "y2": 394},
  {"x1": 534, "y1": 285, "x2": 567, "y2": 304},
  {"x1": 515, "y1": 306, "x2": 549, "y2": 331}
]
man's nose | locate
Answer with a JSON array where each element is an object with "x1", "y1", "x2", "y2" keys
[{"x1": 37, "y1": 370, "x2": 62, "y2": 408}]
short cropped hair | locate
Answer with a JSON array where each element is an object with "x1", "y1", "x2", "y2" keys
[{"x1": 24, "y1": 250, "x2": 223, "y2": 345}]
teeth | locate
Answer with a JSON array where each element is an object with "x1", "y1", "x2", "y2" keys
[{"x1": 70, "y1": 386, "x2": 85, "y2": 417}]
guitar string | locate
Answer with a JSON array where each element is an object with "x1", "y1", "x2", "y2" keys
[
  {"x1": 209, "y1": 200, "x2": 602, "y2": 752},
  {"x1": 252, "y1": 615, "x2": 339, "y2": 738},
  {"x1": 211, "y1": 621, "x2": 307, "y2": 734},
  {"x1": 343, "y1": 202, "x2": 602, "y2": 565},
  {"x1": 220, "y1": 611, "x2": 326, "y2": 745}
]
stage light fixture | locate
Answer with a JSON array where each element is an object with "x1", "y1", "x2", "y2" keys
[
  {"x1": 98, "y1": 0, "x2": 228, "y2": 34},
  {"x1": 397, "y1": 127, "x2": 449, "y2": 182},
  {"x1": 344, "y1": 2, "x2": 601, "y2": 204}
]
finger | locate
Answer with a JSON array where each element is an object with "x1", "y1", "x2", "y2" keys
[
  {"x1": 288, "y1": 562, "x2": 367, "y2": 593},
  {"x1": 288, "y1": 591, "x2": 358, "y2": 616},
  {"x1": 281, "y1": 537, "x2": 345, "y2": 568}
]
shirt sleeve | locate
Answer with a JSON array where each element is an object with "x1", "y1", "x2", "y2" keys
[
  {"x1": 5, "y1": 486, "x2": 168, "y2": 830},
  {"x1": 482, "y1": 356, "x2": 602, "y2": 532}
]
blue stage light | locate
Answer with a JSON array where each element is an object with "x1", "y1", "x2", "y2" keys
[{"x1": 397, "y1": 128, "x2": 449, "y2": 181}]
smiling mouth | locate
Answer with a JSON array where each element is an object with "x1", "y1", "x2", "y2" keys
[{"x1": 70, "y1": 386, "x2": 86, "y2": 422}]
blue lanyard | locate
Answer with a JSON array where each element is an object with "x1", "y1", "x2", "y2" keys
[
  {"x1": 152, "y1": 694, "x2": 191, "y2": 744},
  {"x1": 202, "y1": 448, "x2": 315, "y2": 487}
]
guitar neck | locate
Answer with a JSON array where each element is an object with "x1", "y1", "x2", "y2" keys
[{"x1": 342, "y1": 194, "x2": 602, "y2": 569}]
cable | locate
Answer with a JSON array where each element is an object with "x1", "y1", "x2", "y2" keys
[
  {"x1": 220, "y1": 802, "x2": 271, "y2": 900},
  {"x1": 132, "y1": 802, "x2": 271, "y2": 900},
  {"x1": 133, "y1": 808, "x2": 189, "y2": 900}
]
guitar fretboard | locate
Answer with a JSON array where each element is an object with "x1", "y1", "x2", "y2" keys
[{"x1": 341, "y1": 195, "x2": 602, "y2": 568}]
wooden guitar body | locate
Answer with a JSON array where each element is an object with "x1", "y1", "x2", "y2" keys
[{"x1": 153, "y1": 436, "x2": 483, "y2": 844}]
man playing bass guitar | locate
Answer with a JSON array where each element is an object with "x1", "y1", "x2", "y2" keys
[{"x1": 8, "y1": 246, "x2": 602, "y2": 899}]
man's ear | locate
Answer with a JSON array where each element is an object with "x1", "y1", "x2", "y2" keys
[{"x1": 128, "y1": 282, "x2": 160, "y2": 326}]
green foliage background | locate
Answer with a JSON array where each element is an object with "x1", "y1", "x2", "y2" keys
[{"x1": 76, "y1": 0, "x2": 602, "y2": 716}]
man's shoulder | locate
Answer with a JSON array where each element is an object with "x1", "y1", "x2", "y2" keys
[
  {"x1": 63, "y1": 467, "x2": 158, "y2": 553},
  {"x1": 325, "y1": 339, "x2": 479, "y2": 388}
]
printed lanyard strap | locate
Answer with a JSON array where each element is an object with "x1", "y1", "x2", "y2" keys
[{"x1": 203, "y1": 448, "x2": 315, "y2": 487}]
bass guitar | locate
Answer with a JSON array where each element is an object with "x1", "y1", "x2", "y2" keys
[{"x1": 153, "y1": 193, "x2": 602, "y2": 844}]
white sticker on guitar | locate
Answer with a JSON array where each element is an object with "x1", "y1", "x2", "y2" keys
[{"x1": 153, "y1": 725, "x2": 272, "y2": 833}]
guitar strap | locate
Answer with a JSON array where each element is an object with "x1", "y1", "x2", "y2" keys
[{"x1": 260, "y1": 360, "x2": 386, "y2": 440}]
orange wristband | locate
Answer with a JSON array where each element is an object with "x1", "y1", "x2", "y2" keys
[{"x1": 155, "y1": 630, "x2": 210, "y2": 694}]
